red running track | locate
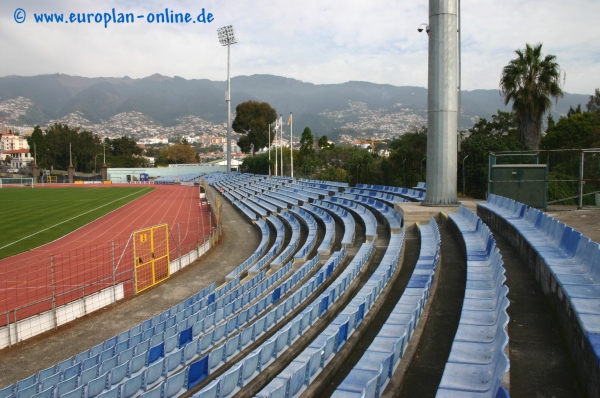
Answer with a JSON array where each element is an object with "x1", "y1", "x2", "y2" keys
[{"x1": 0, "y1": 184, "x2": 213, "y2": 326}]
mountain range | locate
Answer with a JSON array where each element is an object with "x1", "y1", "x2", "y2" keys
[{"x1": 0, "y1": 73, "x2": 591, "y2": 138}]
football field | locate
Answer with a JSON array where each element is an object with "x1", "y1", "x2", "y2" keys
[{"x1": 0, "y1": 186, "x2": 153, "y2": 259}]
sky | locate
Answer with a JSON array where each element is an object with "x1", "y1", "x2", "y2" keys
[{"x1": 0, "y1": 0, "x2": 598, "y2": 95}]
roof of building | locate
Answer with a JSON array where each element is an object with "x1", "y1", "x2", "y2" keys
[{"x1": 2, "y1": 148, "x2": 30, "y2": 154}]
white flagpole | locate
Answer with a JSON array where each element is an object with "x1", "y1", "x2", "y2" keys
[
  {"x1": 268, "y1": 124, "x2": 271, "y2": 176},
  {"x1": 290, "y1": 112, "x2": 294, "y2": 179}
]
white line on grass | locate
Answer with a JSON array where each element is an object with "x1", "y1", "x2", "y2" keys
[{"x1": 0, "y1": 188, "x2": 153, "y2": 251}]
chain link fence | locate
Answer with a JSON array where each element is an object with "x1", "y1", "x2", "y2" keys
[{"x1": 477, "y1": 149, "x2": 600, "y2": 210}]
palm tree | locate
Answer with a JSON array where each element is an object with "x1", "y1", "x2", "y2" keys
[{"x1": 500, "y1": 43, "x2": 564, "y2": 149}]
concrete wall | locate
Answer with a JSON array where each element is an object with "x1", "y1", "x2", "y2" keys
[{"x1": 108, "y1": 165, "x2": 226, "y2": 182}]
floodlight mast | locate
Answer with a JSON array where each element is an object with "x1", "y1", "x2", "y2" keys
[{"x1": 217, "y1": 25, "x2": 238, "y2": 173}]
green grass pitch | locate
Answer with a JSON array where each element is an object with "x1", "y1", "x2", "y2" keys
[{"x1": 0, "y1": 186, "x2": 154, "y2": 259}]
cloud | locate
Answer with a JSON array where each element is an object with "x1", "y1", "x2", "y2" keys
[{"x1": 0, "y1": 0, "x2": 597, "y2": 94}]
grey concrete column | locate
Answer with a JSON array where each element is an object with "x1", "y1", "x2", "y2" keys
[
  {"x1": 31, "y1": 163, "x2": 40, "y2": 180},
  {"x1": 101, "y1": 164, "x2": 108, "y2": 182},
  {"x1": 423, "y1": 0, "x2": 459, "y2": 206},
  {"x1": 68, "y1": 165, "x2": 75, "y2": 183}
]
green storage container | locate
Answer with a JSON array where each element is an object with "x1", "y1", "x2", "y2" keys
[{"x1": 490, "y1": 164, "x2": 548, "y2": 208}]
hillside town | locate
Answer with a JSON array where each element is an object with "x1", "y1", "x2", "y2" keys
[{"x1": 0, "y1": 95, "x2": 428, "y2": 170}]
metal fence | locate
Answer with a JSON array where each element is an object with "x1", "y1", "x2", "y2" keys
[
  {"x1": 484, "y1": 149, "x2": 600, "y2": 210},
  {"x1": 0, "y1": 187, "x2": 221, "y2": 349}
]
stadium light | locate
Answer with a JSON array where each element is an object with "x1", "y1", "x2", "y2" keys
[{"x1": 217, "y1": 25, "x2": 238, "y2": 173}]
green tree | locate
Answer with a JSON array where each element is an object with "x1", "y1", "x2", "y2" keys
[
  {"x1": 232, "y1": 100, "x2": 277, "y2": 155},
  {"x1": 316, "y1": 166, "x2": 348, "y2": 183},
  {"x1": 500, "y1": 43, "x2": 564, "y2": 150},
  {"x1": 459, "y1": 112, "x2": 525, "y2": 198},
  {"x1": 343, "y1": 150, "x2": 375, "y2": 185},
  {"x1": 103, "y1": 136, "x2": 147, "y2": 168},
  {"x1": 587, "y1": 88, "x2": 600, "y2": 114},
  {"x1": 45, "y1": 123, "x2": 83, "y2": 170},
  {"x1": 108, "y1": 136, "x2": 142, "y2": 157},
  {"x1": 317, "y1": 135, "x2": 332, "y2": 149},
  {"x1": 77, "y1": 130, "x2": 103, "y2": 172},
  {"x1": 156, "y1": 143, "x2": 198, "y2": 165},
  {"x1": 297, "y1": 127, "x2": 317, "y2": 172},
  {"x1": 542, "y1": 112, "x2": 600, "y2": 150},
  {"x1": 388, "y1": 126, "x2": 428, "y2": 187},
  {"x1": 26, "y1": 125, "x2": 47, "y2": 167},
  {"x1": 240, "y1": 153, "x2": 272, "y2": 174},
  {"x1": 567, "y1": 104, "x2": 582, "y2": 117},
  {"x1": 468, "y1": 111, "x2": 518, "y2": 139},
  {"x1": 299, "y1": 127, "x2": 315, "y2": 157},
  {"x1": 237, "y1": 135, "x2": 252, "y2": 154}
]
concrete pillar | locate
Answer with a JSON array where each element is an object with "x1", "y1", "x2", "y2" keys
[
  {"x1": 32, "y1": 163, "x2": 40, "y2": 180},
  {"x1": 68, "y1": 165, "x2": 75, "y2": 183},
  {"x1": 101, "y1": 164, "x2": 108, "y2": 182},
  {"x1": 423, "y1": 0, "x2": 459, "y2": 206}
]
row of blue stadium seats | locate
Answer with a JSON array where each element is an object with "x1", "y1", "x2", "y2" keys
[
  {"x1": 175, "y1": 255, "x2": 323, "y2": 396},
  {"x1": 59, "y1": 273, "x2": 266, "y2": 397},
  {"x1": 35, "y1": 257, "x2": 303, "y2": 398},
  {"x1": 266, "y1": 230, "x2": 405, "y2": 398},
  {"x1": 272, "y1": 189, "x2": 308, "y2": 206},
  {"x1": 247, "y1": 247, "x2": 282, "y2": 275},
  {"x1": 249, "y1": 196, "x2": 278, "y2": 214},
  {"x1": 296, "y1": 181, "x2": 344, "y2": 194},
  {"x1": 480, "y1": 194, "x2": 600, "y2": 366},
  {"x1": 336, "y1": 193, "x2": 403, "y2": 230},
  {"x1": 209, "y1": 174, "x2": 411, "y2": 395},
  {"x1": 263, "y1": 191, "x2": 299, "y2": 208},
  {"x1": 312, "y1": 200, "x2": 356, "y2": 247},
  {"x1": 438, "y1": 206, "x2": 510, "y2": 397},
  {"x1": 346, "y1": 188, "x2": 408, "y2": 208},
  {"x1": 288, "y1": 207, "x2": 318, "y2": 260},
  {"x1": 412, "y1": 182, "x2": 426, "y2": 192},
  {"x1": 271, "y1": 211, "x2": 301, "y2": 267},
  {"x1": 240, "y1": 198, "x2": 268, "y2": 218},
  {"x1": 355, "y1": 184, "x2": 425, "y2": 203},
  {"x1": 334, "y1": 218, "x2": 438, "y2": 398},
  {"x1": 279, "y1": 187, "x2": 319, "y2": 203},
  {"x1": 289, "y1": 183, "x2": 327, "y2": 199},
  {"x1": 0, "y1": 282, "x2": 222, "y2": 398},
  {"x1": 195, "y1": 243, "x2": 369, "y2": 397},
  {"x1": 325, "y1": 197, "x2": 378, "y2": 240},
  {"x1": 256, "y1": 193, "x2": 288, "y2": 212},
  {"x1": 301, "y1": 204, "x2": 335, "y2": 255},
  {"x1": 0, "y1": 277, "x2": 249, "y2": 398},
  {"x1": 231, "y1": 201, "x2": 257, "y2": 222},
  {"x1": 263, "y1": 215, "x2": 285, "y2": 259},
  {"x1": 226, "y1": 218, "x2": 270, "y2": 279},
  {"x1": 122, "y1": 250, "x2": 342, "y2": 398},
  {"x1": 297, "y1": 178, "x2": 349, "y2": 189}
]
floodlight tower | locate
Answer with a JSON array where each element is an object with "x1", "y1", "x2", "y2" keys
[
  {"x1": 422, "y1": 0, "x2": 459, "y2": 206},
  {"x1": 217, "y1": 25, "x2": 238, "y2": 174}
]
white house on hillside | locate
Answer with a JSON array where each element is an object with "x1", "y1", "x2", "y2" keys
[{"x1": 3, "y1": 148, "x2": 33, "y2": 168}]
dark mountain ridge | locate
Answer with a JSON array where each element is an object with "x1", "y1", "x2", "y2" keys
[{"x1": 0, "y1": 73, "x2": 591, "y2": 135}]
